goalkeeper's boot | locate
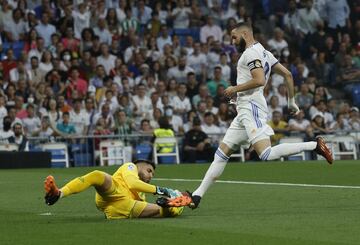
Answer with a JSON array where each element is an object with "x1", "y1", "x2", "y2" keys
[
  {"x1": 187, "y1": 191, "x2": 201, "y2": 209},
  {"x1": 44, "y1": 175, "x2": 61, "y2": 205},
  {"x1": 167, "y1": 192, "x2": 193, "y2": 207},
  {"x1": 315, "y1": 136, "x2": 333, "y2": 164}
]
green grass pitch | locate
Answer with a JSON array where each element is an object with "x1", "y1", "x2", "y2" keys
[{"x1": 1, "y1": 160, "x2": 360, "y2": 245}]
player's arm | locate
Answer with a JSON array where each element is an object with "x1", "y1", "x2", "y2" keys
[
  {"x1": 223, "y1": 61, "x2": 265, "y2": 97},
  {"x1": 272, "y1": 63, "x2": 300, "y2": 115},
  {"x1": 124, "y1": 174, "x2": 177, "y2": 197}
]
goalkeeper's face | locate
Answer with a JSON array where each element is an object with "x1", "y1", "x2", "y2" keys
[{"x1": 138, "y1": 164, "x2": 155, "y2": 183}]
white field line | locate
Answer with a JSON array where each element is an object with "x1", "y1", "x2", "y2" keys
[{"x1": 153, "y1": 178, "x2": 360, "y2": 189}]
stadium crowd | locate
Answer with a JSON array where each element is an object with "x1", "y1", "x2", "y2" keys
[{"x1": 0, "y1": 0, "x2": 359, "y2": 162}]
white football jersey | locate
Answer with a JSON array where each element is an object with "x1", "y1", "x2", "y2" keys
[{"x1": 236, "y1": 42, "x2": 278, "y2": 111}]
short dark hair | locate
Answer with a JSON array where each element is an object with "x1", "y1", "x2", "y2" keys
[
  {"x1": 134, "y1": 159, "x2": 156, "y2": 170},
  {"x1": 233, "y1": 22, "x2": 252, "y2": 31}
]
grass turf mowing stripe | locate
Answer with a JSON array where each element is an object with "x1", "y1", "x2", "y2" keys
[{"x1": 153, "y1": 178, "x2": 360, "y2": 189}]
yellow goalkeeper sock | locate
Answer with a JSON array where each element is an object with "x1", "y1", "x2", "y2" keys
[{"x1": 60, "y1": 170, "x2": 106, "y2": 198}]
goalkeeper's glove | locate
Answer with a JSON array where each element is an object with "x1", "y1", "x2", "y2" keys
[
  {"x1": 155, "y1": 186, "x2": 179, "y2": 197},
  {"x1": 288, "y1": 97, "x2": 300, "y2": 116}
]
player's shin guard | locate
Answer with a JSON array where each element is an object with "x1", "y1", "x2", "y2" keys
[
  {"x1": 259, "y1": 142, "x2": 317, "y2": 161},
  {"x1": 193, "y1": 148, "x2": 229, "y2": 197},
  {"x1": 60, "y1": 170, "x2": 106, "y2": 197}
]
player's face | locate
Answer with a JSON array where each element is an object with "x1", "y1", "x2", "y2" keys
[
  {"x1": 231, "y1": 29, "x2": 246, "y2": 53},
  {"x1": 138, "y1": 164, "x2": 155, "y2": 183}
]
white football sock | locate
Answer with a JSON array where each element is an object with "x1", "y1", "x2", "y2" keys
[
  {"x1": 193, "y1": 148, "x2": 229, "y2": 197},
  {"x1": 259, "y1": 142, "x2": 317, "y2": 161}
]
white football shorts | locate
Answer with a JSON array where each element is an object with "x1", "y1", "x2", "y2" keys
[{"x1": 222, "y1": 101, "x2": 274, "y2": 150}]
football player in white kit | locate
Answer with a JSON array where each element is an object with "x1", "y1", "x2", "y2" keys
[{"x1": 168, "y1": 22, "x2": 333, "y2": 209}]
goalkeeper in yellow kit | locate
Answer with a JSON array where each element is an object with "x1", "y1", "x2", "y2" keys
[{"x1": 44, "y1": 159, "x2": 184, "y2": 219}]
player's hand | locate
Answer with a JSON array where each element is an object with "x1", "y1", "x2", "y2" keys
[
  {"x1": 288, "y1": 97, "x2": 300, "y2": 116},
  {"x1": 155, "y1": 186, "x2": 178, "y2": 197},
  {"x1": 223, "y1": 86, "x2": 237, "y2": 98}
]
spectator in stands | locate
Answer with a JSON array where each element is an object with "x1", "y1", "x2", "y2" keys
[
  {"x1": 35, "y1": 12, "x2": 56, "y2": 47},
  {"x1": 192, "y1": 84, "x2": 209, "y2": 106},
  {"x1": 216, "y1": 102, "x2": 235, "y2": 132},
  {"x1": 207, "y1": 66, "x2": 229, "y2": 97},
  {"x1": 97, "y1": 43, "x2": 117, "y2": 75},
  {"x1": 94, "y1": 18, "x2": 112, "y2": 46},
  {"x1": 120, "y1": 7, "x2": 140, "y2": 35},
  {"x1": 200, "y1": 15, "x2": 222, "y2": 43},
  {"x1": 70, "y1": 99, "x2": 89, "y2": 136},
  {"x1": 295, "y1": 83, "x2": 313, "y2": 111},
  {"x1": 93, "y1": 103, "x2": 115, "y2": 131},
  {"x1": 329, "y1": 113, "x2": 351, "y2": 132},
  {"x1": 298, "y1": 0, "x2": 322, "y2": 58},
  {"x1": 62, "y1": 27, "x2": 80, "y2": 54},
  {"x1": 288, "y1": 109, "x2": 313, "y2": 139},
  {"x1": 3, "y1": 8, "x2": 26, "y2": 42},
  {"x1": 172, "y1": 83, "x2": 191, "y2": 118},
  {"x1": 132, "y1": 83, "x2": 152, "y2": 124},
  {"x1": 267, "y1": 28, "x2": 289, "y2": 56},
  {"x1": 283, "y1": 0, "x2": 300, "y2": 37},
  {"x1": 314, "y1": 86, "x2": 332, "y2": 101},
  {"x1": 0, "y1": 115, "x2": 14, "y2": 142},
  {"x1": 311, "y1": 112, "x2": 332, "y2": 135},
  {"x1": 187, "y1": 42, "x2": 206, "y2": 80},
  {"x1": 323, "y1": 0, "x2": 350, "y2": 43},
  {"x1": 309, "y1": 99, "x2": 334, "y2": 127},
  {"x1": 93, "y1": 117, "x2": 112, "y2": 150},
  {"x1": 113, "y1": 109, "x2": 135, "y2": 135},
  {"x1": 39, "y1": 50, "x2": 53, "y2": 74},
  {"x1": 32, "y1": 115, "x2": 54, "y2": 137},
  {"x1": 2, "y1": 49, "x2": 17, "y2": 80},
  {"x1": 73, "y1": 2, "x2": 92, "y2": 39},
  {"x1": 205, "y1": 96, "x2": 218, "y2": 115},
  {"x1": 56, "y1": 111, "x2": 76, "y2": 136},
  {"x1": 58, "y1": 3, "x2": 74, "y2": 35},
  {"x1": 167, "y1": 56, "x2": 194, "y2": 84},
  {"x1": 185, "y1": 72, "x2": 199, "y2": 101},
  {"x1": 22, "y1": 103, "x2": 41, "y2": 136},
  {"x1": 156, "y1": 24, "x2": 172, "y2": 53},
  {"x1": 201, "y1": 112, "x2": 221, "y2": 143},
  {"x1": 9, "y1": 60, "x2": 31, "y2": 84},
  {"x1": 268, "y1": 95, "x2": 283, "y2": 120},
  {"x1": 171, "y1": 0, "x2": 191, "y2": 29},
  {"x1": 183, "y1": 117, "x2": 214, "y2": 163},
  {"x1": 337, "y1": 55, "x2": 360, "y2": 94},
  {"x1": 349, "y1": 107, "x2": 360, "y2": 130},
  {"x1": 164, "y1": 106, "x2": 183, "y2": 134},
  {"x1": 268, "y1": 111, "x2": 289, "y2": 145},
  {"x1": 149, "y1": 108, "x2": 162, "y2": 129},
  {"x1": 132, "y1": 0, "x2": 152, "y2": 26},
  {"x1": 8, "y1": 122, "x2": 29, "y2": 151},
  {"x1": 0, "y1": 94, "x2": 7, "y2": 129},
  {"x1": 65, "y1": 66, "x2": 88, "y2": 99},
  {"x1": 218, "y1": 53, "x2": 231, "y2": 82},
  {"x1": 139, "y1": 118, "x2": 153, "y2": 134}
]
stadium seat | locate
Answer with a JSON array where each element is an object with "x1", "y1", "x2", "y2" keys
[
  {"x1": 352, "y1": 84, "x2": 360, "y2": 107},
  {"x1": 0, "y1": 143, "x2": 18, "y2": 152},
  {"x1": 99, "y1": 140, "x2": 126, "y2": 166},
  {"x1": 153, "y1": 137, "x2": 180, "y2": 164},
  {"x1": 135, "y1": 143, "x2": 152, "y2": 160},
  {"x1": 73, "y1": 153, "x2": 93, "y2": 167},
  {"x1": 41, "y1": 143, "x2": 69, "y2": 168},
  {"x1": 230, "y1": 146, "x2": 245, "y2": 162},
  {"x1": 330, "y1": 135, "x2": 357, "y2": 160},
  {"x1": 279, "y1": 137, "x2": 306, "y2": 161}
]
